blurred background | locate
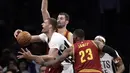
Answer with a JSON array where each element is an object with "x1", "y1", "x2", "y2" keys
[{"x1": 0, "y1": 0, "x2": 130, "y2": 72}]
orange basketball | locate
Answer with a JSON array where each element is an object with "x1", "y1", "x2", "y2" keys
[{"x1": 16, "y1": 31, "x2": 31, "y2": 46}]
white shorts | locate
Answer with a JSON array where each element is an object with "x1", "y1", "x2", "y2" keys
[{"x1": 62, "y1": 63, "x2": 74, "y2": 73}]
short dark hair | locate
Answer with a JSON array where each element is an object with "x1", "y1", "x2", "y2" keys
[
  {"x1": 59, "y1": 12, "x2": 69, "y2": 21},
  {"x1": 47, "y1": 18, "x2": 57, "y2": 30},
  {"x1": 73, "y1": 29, "x2": 85, "y2": 39}
]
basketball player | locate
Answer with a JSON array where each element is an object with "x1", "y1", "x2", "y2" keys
[
  {"x1": 21, "y1": 29, "x2": 119, "y2": 73},
  {"x1": 94, "y1": 35, "x2": 125, "y2": 73},
  {"x1": 15, "y1": 18, "x2": 73, "y2": 73},
  {"x1": 24, "y1": 0, "x2": 73, "y2": 72},
  {"x1": 41, "y1": 0, "x2": 73, "y2": 44}
]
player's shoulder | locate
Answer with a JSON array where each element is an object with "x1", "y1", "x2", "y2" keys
[
  {"x1": 82, "y1": 40, "x2": 93, "y2": 44},
  {"x1": 68, "y1": 31, "x2": 73, "y2": 36},
  {"x1": 53, "y1": 32, "x2": 65, "y2": 39},
  {"x1": 51, "y1": 32, "x2": 66, "y2": 42},
  {"x1": 39, "y1": 33, "x2": 47, "y2": 37},
  {"x1": 74, "y1": 40, "x2": 89, "y2": 46},
  {"x1": 39, "y1": 33, "x2": 48, "y2": 42},
  {"x1": 104, "y1": 53, "x2": 113, "y2": 58}
]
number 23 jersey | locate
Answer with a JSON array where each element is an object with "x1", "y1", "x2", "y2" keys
[{"x1": 74, "y1": 40, "x2": 102, "y2": 72}]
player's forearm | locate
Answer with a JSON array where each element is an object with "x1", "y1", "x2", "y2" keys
[
  {"x1": 27, "y1": 55, "x2": 38, "y2": 60},
  {"x1": 42, "y1": 59, "x2": 58, "y2": 67},
  {"x1": 116, "y1": 65, "x2": 125, "y2": 73},
  {"x1": 116, "y1": 62, "x2": 125, "y2": 73},
  {"x1": 43, "y1": 54, "x2": 68, "y2": 66},
  {"x1": 40, "y1": 55, "x2": 55, "y2": 61},
  {"x1": 28, "y1": 55, "x2": 53, "y2": 61},
  {"x1": 31, "y1": 35, "x2": 42, "y2": 43},
  {"x1": 41, "y1": 0, "x2": 48, "y2": 11},
  {"x1": 41, "y1": 0, "x2": 50, "y2": 20},
  {"x1": 57, "y1": 47, "x2": 73, "y2": 62},
  {"x1": 41, "y1": 56, "x2": 64, "y2": 67},
  {"x1": 42, "y1": 48, "x2": 72, "y2": 66}
]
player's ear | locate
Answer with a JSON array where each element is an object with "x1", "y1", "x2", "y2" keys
[
  {"x1": 49, "y1": 24, "x2": 52, "y2": 29},
  {"x1": 77, "y1": 37, "x2": 81, "y2": 40},
  {"x1": 65, "y1": 20, "x2": 69, "y2": 25}
]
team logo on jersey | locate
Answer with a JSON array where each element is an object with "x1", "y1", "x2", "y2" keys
[{"x1": 60, "y1": 44, "x2": 64, "y2": 51}]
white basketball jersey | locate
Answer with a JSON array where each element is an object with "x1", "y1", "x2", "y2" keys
[
  {"x1": 39, "y1": 32, "x2": 74, "y2": 73},
  {"x1": 100, "y1": 53, "x2": 114, "y2": 73}
]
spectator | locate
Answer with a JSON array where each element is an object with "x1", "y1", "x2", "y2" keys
[
  {"x1": 0, "y1": 48, "x2": 17, "y2": 67},
  {"x1": 0, "y1": 65, "x2": 3, "y2": 73},
  {"x1": 3, "y1": 58, "x2": 19, "y2": 73},
  {"x1": 18, "y1": 59, "x2": 29, "y2": 73}
]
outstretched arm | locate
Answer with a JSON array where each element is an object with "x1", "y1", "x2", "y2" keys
[
  {"x1": 17, "y1": 48, "x2": 55, "y2": 64},
  {"x1": 42, "y1": 46, "x2": 73, "y2": 66},
  {"x1": 114, "y1": 51, "x2": 125, "y2": 73},
  {"x1": 41, "y1": 0, "x2": 50, "y2": 21},
  {"x1": 14, "y1": 29, "x2": 46, "y2": 43},
  {"x1": 93, "y1": 40, "x2": 118, "y2": 58},
  {"x1": 115, "y1": 57, "x2": 125, "y2": 73}
]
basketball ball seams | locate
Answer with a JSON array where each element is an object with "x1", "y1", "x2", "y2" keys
[{"x1": 16, "y1": 31, "x2": 31, "y2": 46}]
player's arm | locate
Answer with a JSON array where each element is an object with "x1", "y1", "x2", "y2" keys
[
  {"x1": 42, "y1": 46, "x2": 73, "y2": 66},
  {"x1": 115, "y1": 57, "x2": 125, "y2": 73},
  {"x1": 41, "y1": 0, "x2": 50, "y2": 21},
  {"x1": 14, "y1": 29, "x2": 46, "y2": 42},
  {"x1": 31, "y1": 35, "x2": 43, "y2": 42},
  {"x1": 68, "y1": 32, "x2": 73, "y2": 44},
  {"x1": 17, "y1": 48, "x2": 55, "y2": 64},
  {"x1": 42, "y1": 37, "x2": 73, "y2": 66},
  {"x1": 31, "y1": 32, "x2": 47, "y2": 43},
  {"x1": 114, "y1": 51, "x2": 125, "y2": 73},
  {"x1": 93, "y1": 40, "x2": 118, "y2": 58},
  {"x1": 32, "y1": 55, "x2": 55, "y2": 61}
]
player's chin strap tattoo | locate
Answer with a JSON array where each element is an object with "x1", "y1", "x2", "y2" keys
[{"x1": 102, "y1": 45, "x2": 118, "y2": 58}]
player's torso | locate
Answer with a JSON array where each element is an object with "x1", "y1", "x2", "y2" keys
[
  {"x1": 74, "y1": 40, "x2": 102, "y2": 73},
  {"x1": 48, "y1": 32, "x2": 65, "y2": 54},
  {"x1": 100, "y1": 53, "x2": 114, "y2": 73},
  {"x1": 46, "y1": 32, "x2": 70, "y2": 73},
  {"x1": 57, "y1": 30, "x2": 74, "y2": 72}
]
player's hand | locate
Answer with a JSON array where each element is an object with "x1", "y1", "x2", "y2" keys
[
  {"x1": 34, "y1": 56, "x2": 45, "y2": 65},
  {"x1": 14, "y1": 29, "x2": 22, "y2": 38},
  {"x1": 17, "y1": 48, "x2": 32, "y2": 59},
  {"x1": 114, "y1": 57, "x2": 121, "y2": 64}
]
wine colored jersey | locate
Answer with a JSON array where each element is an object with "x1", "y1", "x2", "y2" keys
[{"x1": 74, "y1": 40, "x2": 102, "y2": 73}]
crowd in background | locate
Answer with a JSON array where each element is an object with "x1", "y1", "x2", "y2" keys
[{"x1": 0, "y1": 38, "x2": 48, "y2": 73}]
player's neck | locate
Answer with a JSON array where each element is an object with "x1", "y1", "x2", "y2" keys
[
  {"x1": 100, "y1": 52, "x2": 105, "y2": 58},
  {"x1": 46, "y1": 30, "x2": 55, "y2": 40},
  {"x1": 57, "y1": 27, "x2": 67, "y2": 34},
  {"x1": 78, "y1": 39, "x2": 84, "y2": 42}
]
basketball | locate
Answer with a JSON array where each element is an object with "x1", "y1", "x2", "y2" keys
[{"x1": 16, "y1": 31, "x2": 31, "y2": 46}]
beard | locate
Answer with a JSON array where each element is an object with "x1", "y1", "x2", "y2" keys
[{"x1": 57, "y1": 23, "x2": 65, "y2": 28}]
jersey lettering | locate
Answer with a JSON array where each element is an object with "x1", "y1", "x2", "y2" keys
[{"x1": 58, "y1": 40, "x2": 72, "y2": 63}]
